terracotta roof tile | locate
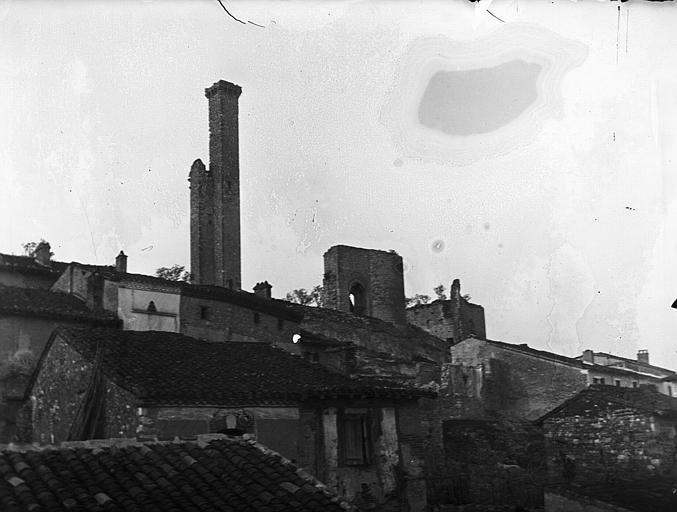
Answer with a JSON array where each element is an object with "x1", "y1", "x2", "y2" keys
[
  {"x1": 37, "y1": 327, "x2": 431, "y2": 406},
  {"x1": 0, "y1": 286, "x2": 119, "y2": 324},
  {"x1": 0, "y1": 436, "x2": 352, "y2": 511}
]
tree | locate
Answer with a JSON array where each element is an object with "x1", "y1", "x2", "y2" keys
[
  {"x1": 433, "y1": 284, "x2": 447, "y2": 301},
  {"x1": 22, "y1": 239, "x2": 53, "y2": 258},
  {"x1": 155, "y1": 264, "x2": 190, "y2": 282},
  {"x1": 405, "y1": 294, "x2": 431, "y2": 308},
  {"x1": 285, "y1": 285, "x2": 323, "y2": 307}
]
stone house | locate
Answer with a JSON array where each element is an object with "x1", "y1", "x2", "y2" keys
[
  {"x1": 537, "y1": 385, "x2": 677, "y2": 486},
  {"x1": 447, "y1": 337, "x2": 676, "y2": 422},
  {"x1": 0, "y1": 435, "x2": 356, "y2": 511},
  {"x1": 0, "y1": 285, "x2": 118, "y2": 442},
  {"x1": 0, "y1": 242, "x2": 67, "y2": 290},
  {"x1": 22, "y1": 326, "x2": 434, "y2": 511}
]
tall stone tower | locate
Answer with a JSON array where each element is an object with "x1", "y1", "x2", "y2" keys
[
  {"x1": 189, "y1": 80, "x2": 242, "y2": 289},
  {"x1": 322, "y1": 245, "x2": 407, "y2": 326}
]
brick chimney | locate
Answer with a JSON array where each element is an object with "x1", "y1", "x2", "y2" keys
[
  {"x1": 253, "y1": 281, "x2": 272, "y2": 300},
  {"x1": 581, "y1": 349, "x2": 594, "y2": 364},
  {"x1": 115, "y1": 251, "x2": 127, "y2": 273},
  {"x1": 637, "y1": 349, "x2": 650, "y2": 364},
  {"x1": 34, "y1": 241, "x2": 51, "y2": 266}
]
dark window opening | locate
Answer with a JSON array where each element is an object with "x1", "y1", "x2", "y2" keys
[
  {"x1": 632, "y1": 381, "x2": 638, "y2": 388},
  {"x1": 253, "y1": 312, "x2": 260, "y2": 324},
  {"x1": 669, "y1": 386, "x2": 673, "y2": 397},
  {"x1": 147, "y1": 301, "x2": 157, "y2": 313},
  {"x1": 593, "y1": 378, "x2": 600, "y2": 384},
  {"x1": 339, "y1": 411, "x2": 371, "y2": 466},
  {"x1": 348, "y1": 282, "x2": 367, "y2": 316},
  {"x1": 600, "y1": 378, "x2": 605, "y2": 385},
  {"x1": 200, "y1": 306, "x2": 210, "y2": 320},
  {"x1": 615, "y1": 379, "x2": 621, "y2": 387}
]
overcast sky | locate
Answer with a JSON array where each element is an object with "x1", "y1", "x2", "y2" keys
[{"x1": 3, "y1": 0, "x2": 677, "y2": 368}]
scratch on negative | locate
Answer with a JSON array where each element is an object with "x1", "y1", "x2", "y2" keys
[
  {"x1": 487, "y1": 10, "x2": 506, "y2": 23},
  {"x1": 216, "y1": 0, "x2": 246, "y2": 25}
]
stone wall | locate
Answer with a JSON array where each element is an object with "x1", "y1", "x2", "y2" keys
[
  {"x1": 29, "y1": 335, "x2": 94, "y2": 444},
  {"x1": 450, "y1": 338, "x2": 587, "y2": 420},
  {"x1": 180, "y1": 295, "x2": 299, "y2": 343},
  {"x1": 434, "y1": 418, "x2": 545, "y2": 508},
  {"x1": 322, "y1": 246, "x2": 407, "y2": 326},
  {"x1": 543, "y1": 405, "x2": 677, "y2": 485}
]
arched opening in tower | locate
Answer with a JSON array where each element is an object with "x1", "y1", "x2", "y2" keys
[{"x1": 349, "y1": 282, "x2": 367, "y2": 316}]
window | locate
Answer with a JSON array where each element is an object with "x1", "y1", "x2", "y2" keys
[
  {"x1": 348, "y1": 282, "x2": 367, "y2": 316},
  {"x1": 593, "y1": 378, "x2": 600, "y2": 384},
  {"x1": 253, "y1": 312, "x2": 260, "y2": 324},
  {"x1": 339, "y1": 409, "x2": 371, "y2": 466},
  {"x1": 147, "y1": 301, "x2": 157, "y2": 313},
  {"x1": 200, "y1": 306, "x2": 210, "y2": 321},
  {"x1": 615, "y1": 379, "x2": 621, "y2": 387},
  {"x1": 600, "y1": 378, "x2": 606, "y2": 385},
  {"x1": 277, "y1": 317, "x2": 284, "y2": 331},
  {"x1": 632, "y1": 381, "x2": 638, "y2": 388},
  {"x1": 669, "y1": 386, "x2": 673, "y2": 397}
]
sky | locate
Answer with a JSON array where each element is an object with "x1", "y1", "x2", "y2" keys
[{"x1": 2, "y1": 0, "x2": 677, "y2": 368}]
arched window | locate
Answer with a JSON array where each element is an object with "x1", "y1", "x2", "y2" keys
[
  {"x1": 147, "y1": 301, "x2": 157, "y2": 313},
  {"x1": 349, "y1": 282, "x2": 367, "y2": 316}
]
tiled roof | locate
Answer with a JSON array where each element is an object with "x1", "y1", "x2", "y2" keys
[
  {"x1": 0, "y1": 286, "x2": 119, "y2": 324},
  {"x1": 536, "y1": 384, "x2": 677, "y2": 423},
  {"x1": 576, "y1": 351, "x2": 677, "y2": 375},
  {"x1": 36, "y1": 327, "x2": 430, "y2": 406},
  {"x1": 0, "y1": 254, "x2": 68, "y2": 277},
  {"x1": 285, "y1": 302, "x2": 446, "y2": 352},
  {"x1": 0, "y1": 435, "x2": 352, "y2": 512}
]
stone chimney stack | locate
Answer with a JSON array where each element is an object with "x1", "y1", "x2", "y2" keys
[
  {"x1": 34, "y1": 241, "x2": 51, "y2": 266},
  {"x1": 637, "y1": 349, "x2": 650, "y2": 364},
  {"x1": 190, "y1": 80, "x2": 242, "y2": 290},
  {"x1": 253, "y1": 281, "x2": 272, "y2": 300},
  {"x1": 115, "y1": 251, "x2": 127, "y2": 273},
  {"x1": 582, "y1": 349, "x2": 594, "y2": 364}
]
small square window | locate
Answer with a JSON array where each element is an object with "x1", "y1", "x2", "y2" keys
[
  {"x1": 632, "y1": 381, "x2": 638, "y2": 388},
  {"x1": 593, "y1": 378, "x2": 600, "y2": 384},
  {"x1": 600, "y1": 378, "x2": 606, "y2": 385},
  {"x1": 200, "y1": 306, "x2": 210, "y2": 320},
  {"x1": 615, "y1": 380, "x2": 621, "y2": 387}
]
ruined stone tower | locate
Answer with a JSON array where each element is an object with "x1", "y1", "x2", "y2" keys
[
  {"x1": 189, "y1": 80, "x2": 242, "y2": 289},
  {"x1": 322, "y1": 245, "x2": 407, "y2": 326}
]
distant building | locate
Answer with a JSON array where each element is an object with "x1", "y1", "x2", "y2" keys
[
  {"x1": 0, "y1": 242, "x2": 67, "y2": 290},
  {"x1": 406, "y1": 279, "x2": 486, "y2": 343}
]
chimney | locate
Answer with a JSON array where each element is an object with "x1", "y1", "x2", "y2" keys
[
  {"x1": 34, "y1": 241, "x2": 51, "y2": 266},
  {"x1": 637, "y1": 349, "x2": 650, "y2": 364},
  {"x1": 582, "y1": 349, "x2": 594, "y2": 364},
  {"x1": 253, "y1": 281, "x2": 272, "y2": 300},
  {"x1": 115, "y1": 251, "x2": 128, "y2": 273}
]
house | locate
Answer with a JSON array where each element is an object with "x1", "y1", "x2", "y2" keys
[
  {"x1": 447, "y1": 337, "x2": 677, "y2": 422},
  {"x1": 0, "y1": 434, "x2": 355, "y2": 511},
  {"x1": 0, "y1": 242, "x2": 67, "y2": 290},
  {"x1": 22, "y1": 326, "x2": 434, "y2": 510},
  {"x1": 537, "y1": 385, "x2": 677, "y2": 486},
  {"x1": 0, "y1": 285, "x2": 118, "y2": 442},
  {"x1": 579, "y1": 349, "x2": 677, "y2": 397}
]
